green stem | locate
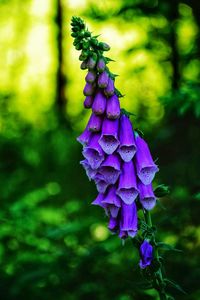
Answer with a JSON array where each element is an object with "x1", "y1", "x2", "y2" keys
[{"x1": 144, "y1": 210, "x2": 168, "y2": 300}]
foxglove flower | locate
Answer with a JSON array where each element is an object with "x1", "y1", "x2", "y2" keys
[
  {"x1": 135, "y1": 134, "x2": 159, "y2": 185},
  {"x1": 97, "y1": 57, "x2": 106, "y2": 72},
  {"x1": 87, "y1": 113, "x2": 102, "y2": 132},
  {"x1": 85, "y1": 71, "x2": 96, "y2": 83},
  {"x1": 84, "y1": 95, "x2": 94, "y2": 109},
  {"x1": 99, "y1": 154, "x2": 121, "y2": 184},
  {"x1": 83, "y1": 133, "x2": 104, "y2": 169},
  {"x1": 102, "y1": 186, "x2": 121, "y2": 218},
  {"x1": 92, "y1": 193, "x2": 107, "y2": 211},
  {"x1": 83, "y1": 82, "x2": 95, "y2": 96},
  {"x1": 87, "y1": 55, "x2": 97, "y2": 70},
  {"x1": 98, "y1": 71, "x2": 109, "y2": 88},
  {"x1": 119, "y1": 201, "x2": 138, "y2": 238},
  {"x1": 108, "y1": 216, "x2": 119, "y2": 233},
  {"x1": 94, "y1": 174, "x2": 110, "y2": 193},
  {"x1": 99, "y1": 118, "x2": 120, "y2": 154},
  {"x1": 92, "y1": 90, "x2": 107, "y2": 115},
  {"x1": 117, "y1": 161, "x2": 139, "y2": 204},
  {"x1": 138, "y1": 181, "x2": 156, "y2": 210},
  {"x1": 118, "y1": 115, "x2": 137, "y2": 162},
  {"x1": 80, "y1": 159, "x2": 97, "y2": 181},
  {"x1": 104, "y1": 78, "x2": 115, "y2": 97},
  {"x1": 106, "y1": 94, "x2": 120, "y2": 119},
  {"x1": 77, "y1": 125, "x2": 91, "y2": 146},
  {"x1": 139, "y1": 240, "x2": 153, "y2": 269}
]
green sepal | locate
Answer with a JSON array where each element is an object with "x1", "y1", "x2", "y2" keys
[
  {"x1": 105, "y1": 57, "x2": 115, "y2": 63},
  {"x1": 135, "y1": 128, "x2": 144, "y2": 138},
  {"x1": 154, "y1": 184, "x2": 170, "y2": 198},
  {"x1": 120, "y1": 108, "x2": 136, "y2": 117},
  {"x1": 115, "y1": 88, "x2": 124, "y2": 98},
  {"x1": 156, "y1": 242, "x2": 182, "y2": 253}
]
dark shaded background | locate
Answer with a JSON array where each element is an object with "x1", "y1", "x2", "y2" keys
[{"x1": 0, "y1": 0, "x2": 200, "y2": 299}]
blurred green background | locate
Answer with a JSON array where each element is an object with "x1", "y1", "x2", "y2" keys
[{"x1": 0, "y1": 0, "x2": 200, "y2": 299}]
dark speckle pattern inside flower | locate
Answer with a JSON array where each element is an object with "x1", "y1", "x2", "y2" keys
[
  {"x1": 83, "y1": 148, "x2": 104, "y2": 169},
  {"x1": 99, "y1": 166, "x2": 120, "y2": 184},
  {"x1": 139, "y1": 166, "x2": 158, "y2": 185},
  {"x1": 99, "y1": 135, "x2": 119, "y2": 155},
  {"x1": 118, "y1": 145, "x2": 136, "y2": 162}
]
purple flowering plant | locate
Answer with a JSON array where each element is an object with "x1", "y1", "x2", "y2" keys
[{"x1": 71, "y1": 16, "x2": 185, "y2": 300}]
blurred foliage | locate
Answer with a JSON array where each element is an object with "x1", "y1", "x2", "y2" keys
[{"x1": 0, "y1": 0, "x2": 200, "y2": 299}]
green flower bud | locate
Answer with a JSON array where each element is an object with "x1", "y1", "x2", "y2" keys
[
  {"x1": 75, "y1": 43, "x2": 82, "y2": 51},
  {"x1": 82, "y1": 40, "x2": 89, "y2": 50},
  {"x1": 91, "y1": 38, "x2": 98, "y2": 47},
  {"x1": 80, "y1": 61, "x2": 88, "y2": 70},
  {"x1": 79, "y1": 50, "x2": 88, "y2": 61},
  {"x1": 71, "y1": 32, "x2": 77, "y2": 38},
  {"x1": 98, "y1": 42, "x2": 110, "y2": 51},
  {"x1": 154, "y1": 185, "x2": 170, "y2": 198}
]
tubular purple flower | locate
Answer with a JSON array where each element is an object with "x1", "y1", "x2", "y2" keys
[
  {"x1": 102, "y1": 186, "x2": 121, "y2": 218},
  {"x1": 139, "y1": 240, "x2": 153, "y2": 269},
  {"x1": 98, "y1": 71, "x2": 109, "y2": 88},
  {"x1": 84, "y1": 95, "x2": 94, "y2": 109},
  {"x1": 118, "y1": 115, "x2": 137, "y2": 162},
  {"x1": 92, "y1": 90, "x2": 107, "y2": 115},
  {"x1": 116, "y1": 161, "x2": 139, "y2": 204},
  {"x1": 82, "y1": 133, "x2": 105, "y2": 169},
  {"x1": 108, "y1": 216, "x2": 119, "y2": 232},
  {"x1": 99, "y1": 118, "x2": 120, "y2": 155},
  {"x1": 85, "y1": 71, "x2": 96, "y2": 83},
  {"x1": 104, "y1": 78, "x2": 115, "y2": 97},
  {"x1": 87, "y1": 56, "x2": 97, "y2": 70},
  {"x1": 87, "y1": 113, "x2": 102, "y2": 132},
  {"x1": 135, "y1": 134, "x2": 159, "y2": 185},
  {"x1": 83, "y1": 82, "x2": 96, "y2": 96},
  {"x1": 119, "y1": 201, "x2": 138, "y2": 238},
  {"x1": 77, "y1": 125, "x2": 91, "y2": 146},
  {"x1": 80, "y1": 159, "x2": 97, "y2": 181},
  {"x1": 99, "y1": 154, "x2": 121, "y2": 184},
  {"x1": 94, "y1": 174, "x2": 109, "y2": 194},
  {"x1": 106, "y1": 94, "x2": 120, "y2": 119},
  {"x1": 97, "y1": 58, "x2": 106, "y2": 73},
  {"x1": 138, "y1": 181, "x2": 156, "y2": 210},
  {"x1": 92, "y1": 193, "x2": 108, "y2": 216}
]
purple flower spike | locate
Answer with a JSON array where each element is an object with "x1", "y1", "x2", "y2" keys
[
  {"x1": 102, "y1": 186, "x2": 121, "y2": 218},
  {"x1": 98, "y1": 71, "x2": 109, "y2": 88},
  {"x1": 118, "y1": 115, "x2": 137, "y2": 162},
  {"x1": 77, "y1": 125, "x2": 91, "y2": 146},
  {"x1": 116, "y1": 161, "x2": 139, "y2": 204},
  {"x1": 83, "y1": 82, "x2": 95, "y2": 96},
  {"x1": 87, "y1": 113, "x2": 102, "y2": 132},
  {"x1": 138, "y1": 181, "x2": 156, "y2": 210},
  {"x1": 80, "y1": 159, "x2": 97, "y2": 181},
  {"x1": 94, "y1": 174, "x2": 110, "y2": 194},
  {"x1": 106, "y1": 94, "x2": 120, "y2": 120},
  {"x1": 83, "y1": 133, "x2": 105, "y2": 169},
  {"x1": 139, "y1": 240, "x2": 153, "y2": 269},
  {"x1": 97, "y1": 58, "x2": 106, "y2": 73},
  {"x1": 104, "y1": 78, "x2": 115, "y2": 97},
  {"x1": 92, "y1": 90, "x2": 107, "y2": 115},
  {"x1": 85, "y1": 71, "x2": 96, "y2": 83},
  {"x1": 135, "y1": 134, "x2": 159, "y2": 185},
  {"x1": 99, "y1": 118, "x2": 120, "y2": 155},
  {"x1": 99, "y1": 154, "x2": 121, "y2": 184},
  {"x1": 120, "y1": 201, "x2": 138, "y2": 238},
  {"x1": 108, "y1": 216, "x2": 119, "y2": 232},
  {"x1": 84, "y1": 96, "x2": 94, "y2": 109}
]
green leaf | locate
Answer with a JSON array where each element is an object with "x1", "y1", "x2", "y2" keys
[
  {"x1": 115, "y1": 88, "x2": 125, "y2": 98},
  {"x1": 135, "y1": 128, "x2": 144, "y2": 137},
  {"x1": 157, "y1": 242, "x2": 182, "y2": 253},
  {"x1": 120, "y1": 108, "x2": 136, "y2": 117},
  {"x1": 164, "y1": 279, "x2": 187, "y2": 295}
]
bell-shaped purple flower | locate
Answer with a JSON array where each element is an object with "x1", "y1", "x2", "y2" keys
[
  {"x1": 84, "y1": 95, "x2": 94, "y2": 109},
  {"x1": 92, "y1": 90, "x2": 107, "y2": 115},
  {"x1": 97, "y1": 58, "x2": 106, "y2": 73},
  {"x1": 106, "y1": 94, "x2": 120, "y2": 119},
  {"x1": 99, "y1": 118, "x2": 120, "y2": 155},
  {"x1": 104, "y1": 78, "x2": 115, "y2": 97},
  {"x1": 99, "y1": 154, "x2": 121, "y2": 184},
  {"x1": 139, "y1": 240, "x2": 153, "y2": 269},
  {"x1": 135, "y1": 134, "x2": 159, "y2": 185},
  {"x1": 94, "y1": 174, "x2": 109, "y2": 194},
  {"x1": 108, "y1": 216, "x2": 119, "y2": 233},
  {"x1": 80, "y1": 159, "x2": 97, "y2": 181},
  {"x1": 87, "y1": 113, "x2": 102, "y2": 132},
  {"x1": 98, "y1": 71, "x2": 109, "y2": 88},
  {"x1": 117, "y1": 161, "x2": 139, "y2": 204},
  {"x1": 138, "y1": 181, "x2": 156, "y2": 210},
  {"x1": 92, "y1": 193, "x2": 108, "y2": 216},
  {"x1": 102, "y1": 186, "x2": 121, "y2": 218},
  {"x1": 119, "y1": 201, "x2": 138, "y2": 238},
  {"x1": 77, "y1": 125, "x2": 91, "y2": 146},
  {"x1": 82, "y1": 133, "x2": 104, "y2": 169},
  {"x1": 118, "y1": 115, "x2": 137, "y2": 162},
  {"x1": 83, "y1": 82, "x2": 95, "y2": 96},
  {"x1": 85, "y1": 71, "x2": 96, "y2": 83}
]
